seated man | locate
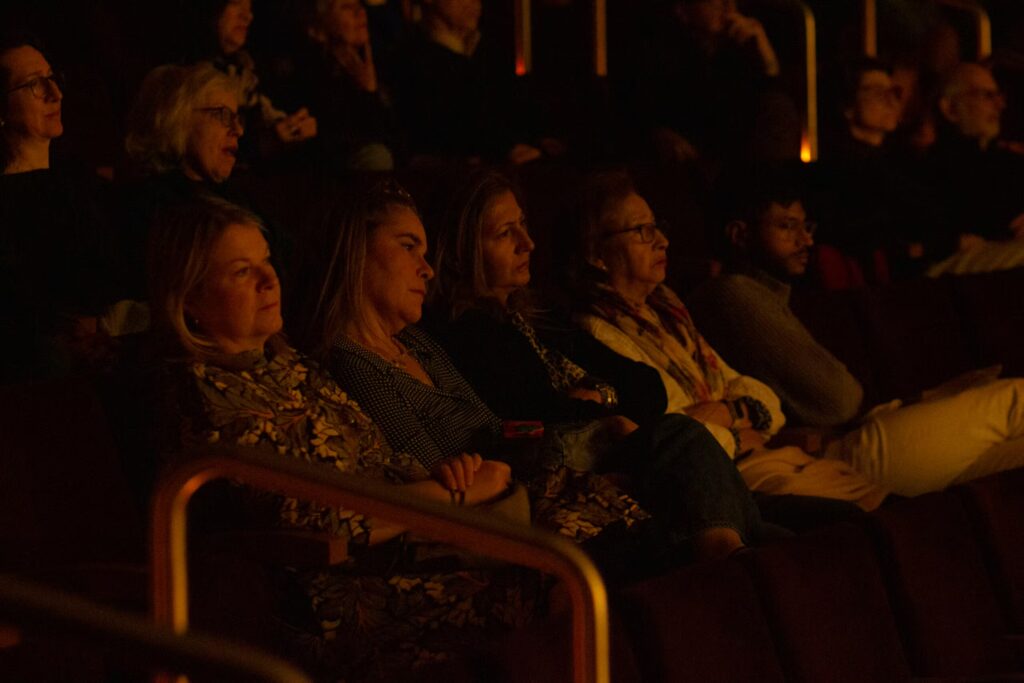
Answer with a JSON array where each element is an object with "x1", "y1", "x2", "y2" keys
[
  {"x1": 687, "y1": 171, "x2": 1024, "y2": 496},
  {"x1": 924, "y1": 62, "x2": 1024, "y2": 275}
]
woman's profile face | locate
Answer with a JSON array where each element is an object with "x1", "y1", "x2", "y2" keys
[
  {"x1": 360, "y1": 205, "x2": 434, "y2": 333},
  {"x1": 217, "y1": 0, "x2": 253, "y2": 55},
  {"x1": 321, "y1": 0, "x2": 370, "y2": 47},
  {"x1": 187, "y1": 222, "x2": 282, "y2": 354},
  {"x1": 595, "y1": 192, "x2": 669, "y2": 295},
  {"x1": 1, "y1": 45, "x2": 63, "y2": 145},
  {"x1": 183, "y1": 85, "x2": 242, "y2": 183},
  {"x1": 480, "y1": 190, "x2": 534, "y2": 306}
]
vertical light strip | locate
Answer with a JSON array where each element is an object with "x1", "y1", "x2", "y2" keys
[
  {"x1": 593, "y1": 0, "x2": 608, "y2": 77},
  {"x1": 514, "y1": 0, "x2": 532, "y2": 76},
  {"x1": 801, "y1": 1, "x2": 819, "y2": 162}
]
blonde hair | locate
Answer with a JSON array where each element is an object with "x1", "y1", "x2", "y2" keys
[
  {"x1": 293, "y1": 179, "x2": 419, "y2": 358},
  {"x1": 147, "y1": 195, "x2": 266, "y2": 359},
  {"x1": 125, "y1": 62, "x2": 239, "y2": 175}
]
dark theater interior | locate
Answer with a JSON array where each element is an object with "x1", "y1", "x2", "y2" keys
[{"x1": 3, "y1": 0, "x2": 1024, "y2": 681}]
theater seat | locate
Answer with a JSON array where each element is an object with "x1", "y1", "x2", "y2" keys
[
  {"x1": 867, "y1": 493, "x2": 1023, "y2": 677},
  {"x1": 618, "y1": 558, "x2": 786, "y2": 683},
  {"x1": 742, "y1": 523, "x2": 913, "y2": 683},
  {"x1": 959, "y1": 469, "x2": 1024, "y2": 631}
]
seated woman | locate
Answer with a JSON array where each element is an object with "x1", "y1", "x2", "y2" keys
[
  {"x1": 121, "y1": 61, "x2": 261, "y2": 302},
  {"x1": 181, "y1": 0, "x2": 317, "y2": 164},
  {"x1": 424, "y1": 170, "x2": 763, "y2": 558},
  {"x1": 0, "y1": 33, "x2": 119, "y2": 382},
  {"x1": 568, "y1": 171, "x2": 887, "y2": 520},
  {"x1": 147, "y1": 194, "x2": 543, "y2": 682}
]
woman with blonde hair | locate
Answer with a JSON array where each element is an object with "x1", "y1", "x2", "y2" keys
[{"x1": 148, "y1": 194, "x2": 544, "y2": 682}]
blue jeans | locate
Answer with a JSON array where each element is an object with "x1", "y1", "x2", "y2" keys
[{"x1": 599, "y1": 413, "x2": 762, "y2": 545}]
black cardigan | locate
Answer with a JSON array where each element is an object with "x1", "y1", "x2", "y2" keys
[{"x1": 427, "y1": 307, "x2": 668, "y2": 426}]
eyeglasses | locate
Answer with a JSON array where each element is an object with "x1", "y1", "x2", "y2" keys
[
  {"x1": 601, "y1": 221, "x2": 668, "y2": 244},
  {"x1": 768, "y1": 219, "x2": 817, "y2": 238},
  {"x1": 962, "y1": 87, "x2": 1005, "y2": 105},
  {"x1": 858, "y1": 84, "x2": 902, "y2": 102},
  {"x1": 6, "y1": 72, "x2": 64, "y2": 99},
  {"x1": 195, "y1": 106, "x2": 244, "y2": 131}
]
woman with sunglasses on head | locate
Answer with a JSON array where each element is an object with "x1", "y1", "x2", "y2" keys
[
  {"x1": 428, "y1": 170, "x2": 765, "y2": 561},
  {"x1": 567, "y1": 170, "x2": 887, "y2": 527},
  {"x1": 0, "y1": 33, "x2": 118, "y2": 382}
]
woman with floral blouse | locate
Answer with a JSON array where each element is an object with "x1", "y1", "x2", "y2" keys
[{"x1": 147, "y1": 194, "x2": 541, "y2": 682}]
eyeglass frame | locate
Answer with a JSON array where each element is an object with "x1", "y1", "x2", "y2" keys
[
  {"x1": 194, "y1": 106, "x2": 245, "y2": 131},
  {"x1": 765, "y1": 218, "x2": 817, "y2": 238},
  {"x1": 5, "y1": 72, "x2": 64, "y2": 99},
  {"x1": 601, "y1": 221, "x2": 668, "y2": 244}
]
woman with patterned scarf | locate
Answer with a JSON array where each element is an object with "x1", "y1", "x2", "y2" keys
[
  {"x1": 569, "y1": 171, "x2": 888, "y2": 524},
  {"x1": 428, "y1": 169, "x2": 766, "y2": 561}
]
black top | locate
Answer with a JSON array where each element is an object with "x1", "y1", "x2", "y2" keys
[
  {"x1": 426, "y1": 307, "x2": 667, "y2": 426},
  {"x1": 389, "y1": 28, "x2": 520, "y2": 160},
  {"x1": 0, "y1": 167, "x2": 118, "y2": 382},
  {"x1": 925, "y1": 127, "x2": 1024, "y2": 242}
]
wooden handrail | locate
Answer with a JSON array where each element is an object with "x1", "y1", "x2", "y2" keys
[
  {"x1": 150, "y1": 447, "x2": 610, "y2": 683},
  {"x1": 0, "y1": 573, "x2": 309, "y2": 683}
]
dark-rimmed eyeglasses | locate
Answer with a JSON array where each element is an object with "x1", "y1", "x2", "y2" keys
[
  {"x1": 769, "y1": 219, "x2": 817, "y2": 238},
  {"x1": 194, "y1": 106, "x2": 244, "y2": 131},
  {"x1": 6, "y1": 72, "x2": 64, "y2": 99},
  {"x1": 601, "y1": 221, "x2": 668, "y2": 244}
]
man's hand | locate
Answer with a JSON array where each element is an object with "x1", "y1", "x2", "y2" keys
[{"x1": 737, "y1": 428, "x2": 767, "y2": 454}]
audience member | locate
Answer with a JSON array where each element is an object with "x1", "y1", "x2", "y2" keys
[
  {"x1": 632, "y1": 0, "x2": 799, "y2": 165},
  {"x1": 390, "y1": 0, "x2": 543, "y2": 164},
  {"x1": 182, "y1": 0, "x2": 317, "y2": 164},
  {"x1": 428, "y1": 170, "x2": 764, "y2": 559},
  {"x1": 298, "y1": 179, "x2": 690, "y2": 582},
  {"x1": 815, "y1": 59, "x2": 948, "y2": 280},
  {"x1": 287, "y1": 0, "x2": 397, "y2": 170},
  {"x1": 0, "y1": 34, "x2": 118, "y2": 382},
  {"x1": 120, "y1": 62, "x2": 250, "y2": 301},
  {"x1": 924, "y1": 62, "x2": 1024, "y2": 275},
  {"x1": 569, "y1": 171, "x2": 887, "y2": 520},
  {"x1": 148, "y1": 195, "x2": 545, "y2": 682},
  {"x1": 687, "y1": 174, "x2": 1024, "y2": 496}
]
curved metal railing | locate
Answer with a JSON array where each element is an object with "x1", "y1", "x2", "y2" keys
[{"x1": 150, "y1": 446, "x2": 610, "y2": 683}]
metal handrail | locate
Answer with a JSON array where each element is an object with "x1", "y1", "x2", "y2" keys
[
  {"x1": 593, "y1": 0, "x2": 608, "y2": 77},
  {"x1": 793, "y1": 0, "x2": 820, "y2": 161},
  {"x1": 934, "y1": 0, "x2": 991, "y2": 60},
  {"x1": 862, "y1": 0, "x2": 991, "y2": 61},
  {"x1": 863, "y1": 0, "x2": 878, "y2": 57},
  {"x1": 150, "y1": 447, "x2": 610, "y2": 683},
  {"x1": 515, "y1": 0, "x2": 532, "y2": 75},
  {"x1": 0, "y1": 572, "x2": 310, "y2": 682}
]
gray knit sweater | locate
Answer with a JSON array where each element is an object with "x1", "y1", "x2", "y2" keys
[{"x1": 686, "y1": 269, "x2": 864, "y2": 427}]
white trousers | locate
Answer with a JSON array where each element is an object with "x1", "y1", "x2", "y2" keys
[{"x1": 825, "y1": 378, "x2": 1024, "y2": 496}]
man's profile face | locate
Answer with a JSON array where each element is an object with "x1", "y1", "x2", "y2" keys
[
  {"x1": 944, "y1": 66, "x2": 1004, "y2": 147},
  {"x1": 754, "y1": 201, "x2": 815, "y2": 278}
]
